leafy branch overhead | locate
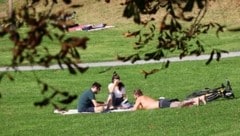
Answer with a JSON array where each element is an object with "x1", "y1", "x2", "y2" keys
[
  {"x1": 0, "y1": 0, "x2": 88, "y2": 108},
  {"x1": 0, "y1": 0, "x2": 234, "y2": 107},
  {"x1": 118, "y1": 0, "x2": 228, "y2": 67},
  {"x1": 35, "y1": 79, "x2": 77, "y2": 110},
  {"x1": 0, "y1": 0, "x2": 87, "y2": 73}
]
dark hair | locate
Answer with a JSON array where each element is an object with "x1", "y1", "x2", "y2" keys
[
  {"x1": 92, "y1": 82, "x2": 101, "y2": 89},
  {"x1": 134, "y1": 89, "x2": 143, "y2": 96},
  {"x1": 111, "y1": 71, "x2": 124, "y2": 90},
  {"x1": 111, "y1": 71, "x2": 120, "y2": 82}
]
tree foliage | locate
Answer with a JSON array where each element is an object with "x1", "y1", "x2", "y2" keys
[
  {"x1": 0, "y1": 0, "x2": 88, "y2": 109},
  {"x1": 0, "y1": 0, "x2": 232, "y2": 108},
  {"x1": 116, "y1": 0, "x2": 228, "y2": 77}
]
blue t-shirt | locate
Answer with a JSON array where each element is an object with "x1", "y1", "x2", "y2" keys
[{"x1": 77, "y1": 89, "x2": 95, "y2": 112}]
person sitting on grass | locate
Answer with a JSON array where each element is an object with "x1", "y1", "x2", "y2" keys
[
  {"x1": 131, "y1": 89, "x2": 206, "y2": 111},
  {"x1": 106, "y1": 72, "x2": 130, "y2": 110},
  {"x1": 77, "y1": 82, "x2": 107, "y2": 113}
]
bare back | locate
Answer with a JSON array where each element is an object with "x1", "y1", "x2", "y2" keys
[{"x1": 133, "y1": 95, "x2": 159, "y2": 110}]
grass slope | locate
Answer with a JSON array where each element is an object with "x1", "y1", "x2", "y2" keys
[
  {"x1": 0, "y1": 0, "x2": 240, "y2": 66},
  {"x1": 0, "y1": 57, "x2": 240, "y2": 136},
  {"x1": 0, "y1": 1, "x2": 240, "y2": 135}
]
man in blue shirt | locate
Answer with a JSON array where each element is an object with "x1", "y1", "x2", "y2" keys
[{"x1": 78, "y1": 82, "x2": 106, "y2": 113}]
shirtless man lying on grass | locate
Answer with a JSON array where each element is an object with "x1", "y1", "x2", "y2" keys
[{"x1": 131, "y1": 89, "x2": 206, "y2": 111}]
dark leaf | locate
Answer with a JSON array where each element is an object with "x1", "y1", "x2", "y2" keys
[
  {"x1": 135, "y1": 0, "x2": 146, "y2": 12},
  {"x1": 54, "y1": 33, "x2": 65, "y2": 41},
  {"x1": 46, "y1": 33, "x2": 53, "y2": 41},
  {"x1": 49, "y1": 91, "x2": 59, "y2": 99},
  {"x1": 57, "y1": 59, "x2": 64, "y2": 69},
  {"x1": 98, "y1": 67, "x2": 112, "y2": 74},
  {"x1": 183, "y1": 0, "x2": 195, "y2": 12},
  {"x1": 52, "y1": 103, "x2": 60, "y2": 110},
  {"x1": 31, "y1": 0, "x2": 40, "y2": 4},
  {"x1": 179, "y1": 52, "x2": 187, "y2": 59},
  {"x1": 148, "y1": 4, "x2": 159, "y2": 14},
  {"x1": 206, "y1": 50, "x2": 215, "y2": 65},
  {"x1": 41, "y1": 83, "x2": 48, "y2": 94},
  {"x1": 216, "y1": 52, "x2": 221, "y2": 61},
  {"x1": 70, "y1": 48, "x2": 80, "y2": 59},
  {"x1": 143, "y1": 33, "x2": 150, "y2": 37},
  {"x1": 53, "y1": 0, "x2": 58, "y2": 4},
  {"x1": 0, "y1": 30, "x2": 7, "y2": 37},
  {"x1": 61, "y1": 91, "x2": 69, "y2": 96},
  {"x1": 105, "y1": 0, "x2": 110, "y2": 3},
  {"x1": 175, "y1": 20, "x2": 182, "y2": 30},
  {"x1": 19, "y1": 55, "x2": 24, "y2": 63},
  {"x1": 144, "y1": 51, "x2": 157, "y2": 61},
  {"x1": 150, "y1": 24, "x2": 156, "y2": 32},
  {"x1": 216, "y1": 25, "x2": 225, "y2": 38},
  {"x1": 196, "y1": 0, "x2": 204, "y2": 9},
  {"x1": 133, "y1": 13, "x2": 141, "y2": 24},
  {"x1": 10, "y1": 32, "x2": 20, "y2": 42},
  {"x1": 59, "y1": 95, "x2": 77, "y2": 104},
  {"x1": 66, "y1": 62, "x2": 76, "y2": 74},
  {"x1": 227, "y1": 27, "x2": 240, "y2": 32},
  {"x1": 123, "y1": 2, "x2": 134, "y2": 18},
  {"x1": 190, "y1": 50, "x2": 201, "y2": 56},
  {"x1": 75, "y1": 65, "x2": 89, "y2": 73},
  {"x1": 183, "y1": 16, "x2": 194, "y2": 22},
  {"x1": 117, "y1": 54, "x2": 135, "y2": 62},
  {"x1": 117, "y1": 55, "x2": 127, "y2": 61},
  {"x1": 141, "y1": 69, "x2": 160, "y2": 79},
  {"x1": 124, "y1": 30, "x2": 140, "y2": 37},
  {"x1": 131, "y1": 54, "x2": 141, "y2": 63},
  {"x1": 34, "y1": 98, "x2": 50, "y2": 107},
  {"x1": 70, "y1": 4, "x2": 84, "y2": 8},
  {"x1": 202, "y1": 24, "x2": 210, "y2": 33},
  {"x1": 62, "y1": 0, "x2": 71, "y2": 4},
  {"x1": 165, "y1": 60, "x2": 170, "y2": 68}
]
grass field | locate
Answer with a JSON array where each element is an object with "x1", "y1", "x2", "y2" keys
[
  {"x1": 0, "y1": 27, "x2": 240, "y2": 66},
  {"x1": 0, "y1": 57, "x2": 240, "y2": 136},
  {"x1": 1, "y1": 0, "x2": 240, "y2": 136},
  {"x1": 1, "y1": 0, "x2": 240, "y2": 66}
]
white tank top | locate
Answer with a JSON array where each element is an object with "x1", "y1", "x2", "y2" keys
[{"x1": 108, "y1": 83, "x2": 126, "y2": 98}]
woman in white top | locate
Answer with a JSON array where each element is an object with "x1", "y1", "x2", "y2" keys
[{"x1": 106, "y1": 72, "x2": 127, "y2": 109}]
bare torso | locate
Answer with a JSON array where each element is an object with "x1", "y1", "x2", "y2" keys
[{"x1": 135, "y1": 95, "x2": 159, "y2": 110}]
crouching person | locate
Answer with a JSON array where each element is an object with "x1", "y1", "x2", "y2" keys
[{"x1": 77, "y1": 82, "x2": 106, "y2": 113}]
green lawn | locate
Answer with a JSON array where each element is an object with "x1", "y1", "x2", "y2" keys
[
  {"x1": 0, "y1": 57, "x2": 240, "y2": 136},
  {"x1": 1, "y1": 26, "x2": 240, "y2": 66},
  {"x1": 1, "y1": 1, "x2": 240, "y2": 135}
]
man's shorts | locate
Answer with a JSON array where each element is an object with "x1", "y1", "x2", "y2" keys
[{"x1": 159, "y1": 99, "x2": 172, "y2": 108}]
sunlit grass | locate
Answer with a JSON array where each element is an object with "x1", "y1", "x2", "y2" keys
[{"x1": 0, "y1": 57, "x2": 240, "y2": 135}]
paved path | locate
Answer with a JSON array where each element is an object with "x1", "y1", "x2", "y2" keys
[{"x1": 0, "y1": 51, "x2": 240, "y2": 72}]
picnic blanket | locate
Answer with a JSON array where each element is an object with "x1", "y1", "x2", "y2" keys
[
  {"x1": 54, "y1": 108, "x2": 132, "y2": 115},
  {"x1": 68, "y1": 23, "x2": 115, "y2": 32}
]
